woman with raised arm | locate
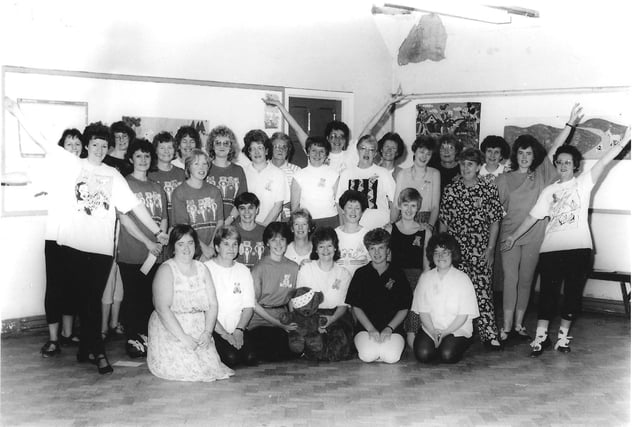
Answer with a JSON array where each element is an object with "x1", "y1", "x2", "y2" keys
[
  {"x1": 502, "y1": 126, "x2": 630, "y2": 357},
  {"x1": 5, "y1": 97, "x2": 169, "y2": 375},
  {"x1": 495, "y1": 104, "x2": 583, "y2": 343},
  {"x1": 147, "y1": 225, "x2": 233, "y2": 381}
]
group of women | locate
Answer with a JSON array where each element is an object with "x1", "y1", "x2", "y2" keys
[{"x1": 7, "y1": 96, "x2": 629, "y2": 380}]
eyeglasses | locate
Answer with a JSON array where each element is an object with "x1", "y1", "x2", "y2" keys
[
  {"x1": 214, "y1": 140, "x2": 231, "y2": 147},
  {"x1": 555, "y1": 160, "x2": 573, "y2": 166},
  {"x1": 328, "y1": 133, "x2": 346, "y2": 141},
  {"x1": 358, "y1": 147, "x2": 377, "y2": 153},
  {"x1": 433, "y1": 249, "x2": 452, "y2": 258}
]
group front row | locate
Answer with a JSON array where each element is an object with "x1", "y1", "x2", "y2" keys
[{"x1": 146, "y1": 222, "x2": 478, "y2": 382}]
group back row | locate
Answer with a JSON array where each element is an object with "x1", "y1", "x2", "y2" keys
[{"x1": 6, "y1": 96, "x2": 629, "y2": 380}]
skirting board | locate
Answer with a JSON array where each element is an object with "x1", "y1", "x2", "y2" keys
[{"x1": 1, "y1": 296, "x2": 628, "y2": 337}]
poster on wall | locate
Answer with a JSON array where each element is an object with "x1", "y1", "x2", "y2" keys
[
  {"x1": 122, "y1": 116, "x2": 210, "y2": 144},
  {"x1": 416, "y1": 102, "x2": 481, "y2": 149},
  {"x1": 263, "y1": 93, "x2": 282, "y2": 129},
  {"x1": 504, "y1": 116, "x2": 630, "y2": 160}
]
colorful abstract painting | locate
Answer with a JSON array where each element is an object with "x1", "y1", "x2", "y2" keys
[
  {"x1": 504, "y1": 117, "x2": 630, "y2": 160},
  {"x1": 416, "y1": 102, "x2": 481, "y2": 149}
]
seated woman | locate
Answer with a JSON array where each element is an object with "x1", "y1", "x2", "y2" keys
[
  {"x1": 147, "y1": 224, "x2": 233, "y2": 382},
  {"x1": 335, "y1": 190, "x2": 370, "y2": 277},
  {"x1": 346, "y1": 228, "x2": 411, "y2": 363},
  {"x1": 284, "y1": 208, "x2": 314, "y2": 265},
  {"x1": 247, "y1": 222, "x2": 299, "y2": 362},
  {"x1": 296, "y1": 227, "x2": 354, "y2": 361},
  {"x1": 205, "y1": 226, "x2": 258, "y2": 367},
  {"x1": 413, "y1": 233, "x2": 479, "y2": 364}
]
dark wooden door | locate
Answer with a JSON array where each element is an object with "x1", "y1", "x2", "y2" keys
[{"x1": 287, "y1": 97, "x2": 342, "y2": 168}]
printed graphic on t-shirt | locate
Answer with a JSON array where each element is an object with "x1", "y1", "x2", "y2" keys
[
  {"x1": 280, "y1": 274, "x2": 293, "y2": 288},
  {"x1": 348, "y1": 177, "x2": 379, "y2": 209},
  {"x1": 238, "y1": 240, "x2": 265, "y2": 266},
  {"x1": 206, "y1": 176, "x2": 241, "y2": 201},
  {"x1": 547, "y1": 187, "x2": 581, "y2": 233},
  {"x1": 162, "y1": 180, "x2": 181, "y2": 207},
  {"x1": 75, "y1": 174, "x2": 113, "y2": 217},
  {"x1": 185, "y1": 197, "x2": 218, "y2": 227},
  {"x1": 135, "y1": 191, "x2": 163, "y2": 222},
  {"x1": 337, "y1": 247, "x2": 369, "y2": 269},
  {"x1": 331, "y1": 279, "x2": 342, "y2": 290},
  {"x1": 233, "y1": 282, "x2": 242, "y2": 294}
]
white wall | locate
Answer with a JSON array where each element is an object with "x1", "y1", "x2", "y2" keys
[{"x1": 0, "y1": 0, "x2": 394, "y2": 320}]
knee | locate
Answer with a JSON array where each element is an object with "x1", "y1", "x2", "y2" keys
[
  {"x1": 219, "y1": 348, "x2": 240, "y2": 368},
  {"x1": 413, "y1": 337, "x2": 436, "y2": 364},
  {"x1": 439, "y1": 348, "x2": 462, "y2": 364}
]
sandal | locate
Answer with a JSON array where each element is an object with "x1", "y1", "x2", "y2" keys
[
  {"x1": 95, "y1": 354, "x2": 113, "y2": 375},
  {"x1": 40, "y1": 340, "x2": 61, "y2": 358},
  {"x1": 110, "y1": 323, "x2": 125, "y2": 335},
  {"x1": 76, "y1": 351, "x2": 96, "y2": 364},
  {"x1": 59, "y1": 333, "x2": 80, "y2": 346}
]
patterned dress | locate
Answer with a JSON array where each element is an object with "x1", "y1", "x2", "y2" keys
[
  {"x1": 440, "y1": 177, "x2": 505, "y2": 343},
  {"x1": 147, "y1": 259, "x2": 234, "y2": 382}
]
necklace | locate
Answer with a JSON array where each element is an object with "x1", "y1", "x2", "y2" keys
[{"x1": 411, "y1": 166, "x2": 429, "y2": 190}]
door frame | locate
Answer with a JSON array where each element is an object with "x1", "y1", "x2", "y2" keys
[{"x1": 284, "y1": 88, "x2": 354, "y2": 136}]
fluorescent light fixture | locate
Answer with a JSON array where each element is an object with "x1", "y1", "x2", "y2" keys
[{"x1": 373, "y1": 1, "x2": 523, "y2": 24}]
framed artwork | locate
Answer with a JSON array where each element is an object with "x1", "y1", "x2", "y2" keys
[
  {"x1": 504, "y1": 116, "x2": 630, "y2": 160},
  {"x1": 416, "y1": 102, "x2": 481, "y2": 149},
  {"x1": 122, "y1": 116, "x2": 210, "y2": 143}
]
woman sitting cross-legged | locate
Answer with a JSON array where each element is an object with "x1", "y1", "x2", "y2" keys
[
  {"x1": 147, "y1": 224, "x2": 233, "y2": 382},
  {"x1": 346, "y1": 228, "x2": 412, "y2": 363},
  {"x1": 413, "y1": 233, "x2": 479, "y2": 364}
]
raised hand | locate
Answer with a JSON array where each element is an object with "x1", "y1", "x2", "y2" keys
[{"x1": 568, "y1": 103, "x2": 584, "y2": 127}]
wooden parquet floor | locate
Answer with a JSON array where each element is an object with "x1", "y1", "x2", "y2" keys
[{"x1": 0, "y1": 312, "x2": 630, "y2": 427}]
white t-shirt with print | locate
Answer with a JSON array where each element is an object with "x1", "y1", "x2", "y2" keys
[
  {"x1": 296, "y1": 260, "x2": 352, "y2": 309},
  {"x1": 205, "y1": 260, "x2": 255, "y2": 333}
]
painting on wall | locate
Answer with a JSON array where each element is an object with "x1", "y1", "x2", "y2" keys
[
  {"x1": 122, "y1": 116, "x2": 210, "y2": 143},
  {"x1": 416, "y1": 102, "x2": 481, "y2": 149},
  {"x1": 504, "y1": 116, "x2": 630, "y2": 160}
]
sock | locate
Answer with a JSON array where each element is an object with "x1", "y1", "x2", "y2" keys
[
  {"x1": 535, "y1": 326, "x2": 548, "y2": 339},
  {"x1": 558, "y1": 326, "x2": 569, "y2": 337}
]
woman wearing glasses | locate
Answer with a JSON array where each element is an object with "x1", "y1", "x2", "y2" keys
[
  {"x1": 495, "y1": 104, "x2": 583, "y2": 344},
  {"x1": 206, "y1": 126, "x2": 247, "y2": 225},
  {"x1": 502, "y1": 125, "x2": 630, "y2": 357},
  {"x1": 336, "y1": 135, "x2": 396, "y2": 230},
  {"x1": 269, "y1": 132, "x2": 300, "y2": 221},
  {"x1": 412, "y1": 233, "x2": 479, "y2": 364}
]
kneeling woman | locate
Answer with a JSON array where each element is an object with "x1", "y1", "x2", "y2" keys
[
  {"x1": 297, "y1": 227, "x2": 354, "y2": 361},
  {"x1": 147, "y1": 225, "x2": 233, "y2": 382},
  {"x1": 413, "y1": 233, "x2": 479, "y2": 364},
  {"x1": 205, "y1": 226, "x2": 258, "y2": 367},
  {"x1": 346, "y1": 228, "x2": 412, "y2": 363}
]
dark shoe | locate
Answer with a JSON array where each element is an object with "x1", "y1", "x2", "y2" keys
[
  {"x1": 59, "y1": 333, "x2": 80, "y2": 347},
  {"x1": 40, "y1": 341, "x2": 61, "y2": 358},
  {"x1": 95, "y1": 354, "x2": 113, "y2": 375},
  {"x1": 483, "y1": 339, "x2": 503, "y2": 351},
  {"x1": 125, "y1": 339, "x2": 146, "y2": 358},
  {"x1": 554, "y1": 334, "x2": 572, "y2": 353},
  {"x1": 512, "y1": 326, "x2": 531, "y2": 341},
  {"x1": 76, "y1": 351, "x2": 96, "y2": 364},
  {"x1": 529, "y1": 335, "x2": 551, "y2": 357}
]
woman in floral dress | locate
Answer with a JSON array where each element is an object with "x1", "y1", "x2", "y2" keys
[{"x1": 439, "y1": 148, "x2": 504, "y2": 350}]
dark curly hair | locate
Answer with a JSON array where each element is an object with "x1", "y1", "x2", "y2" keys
[
  {"x1": 553, "y1": 145, "x2": 582, "y2": 173},
  {"x1": 378, "y1": 132, "x2": 405, "y2": 161},
  {"x1": 309, "y1": 227, "x2": 341, "y2": 261},
  {"x1": 242, "y1": 129, "x2": 271, "y2": 160},
  {"x1": 425, "y1": 232, "x2": 462, "y2": 269},
  {"x1": 82, "y1": 122, "x2": 112, "y2": 148},
  {"x1": 509, "y1": 135, "x2": 547, "y2": 172},
  {"x1": 480, "y1": 135, "x2": 510, "y2": 159}
]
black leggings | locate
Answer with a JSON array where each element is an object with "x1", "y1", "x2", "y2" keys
[
  {"x1": 246, "y1": 326, "x2": 295, "y2": 362},
  {"x1": 537, "y1": 249, "x2": 592, "y2": 321},
  {"x1": 44, "y1": 241, "x2": 79, "y2": 324},
  {"x1": 213, "y1": 331, "x2": 258, "y2": 368},
  {"x1": 413, "y1": 329, "x2": 471, "y2": 364},
  {"x1": 118, "y1": 262, "x2": 157, "y2": 340}
]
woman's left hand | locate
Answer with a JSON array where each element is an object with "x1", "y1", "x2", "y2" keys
[
  {"x1": 483, "y1": 246, "x2": 495, "y2": 266},
  {"x1": 196, "y1": 331, "x2": 212, "y2": 349},
  {"x1": 232, "y1": 329, "x2": 244, "y2": 349}
]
